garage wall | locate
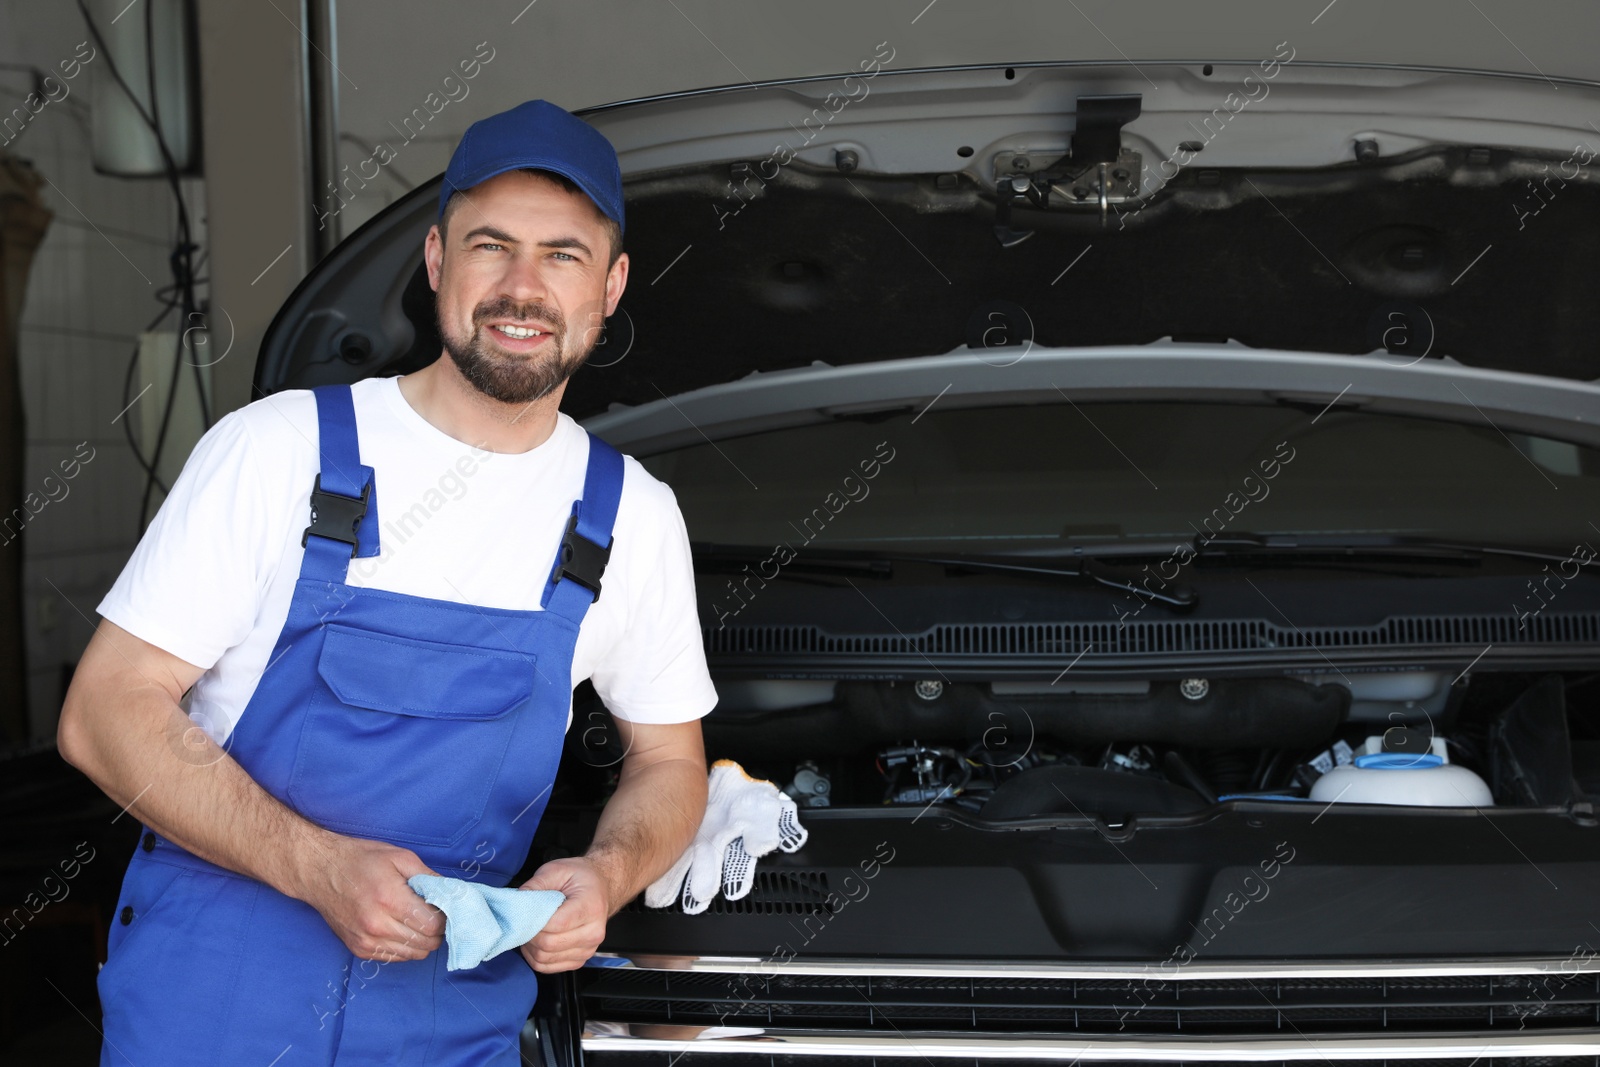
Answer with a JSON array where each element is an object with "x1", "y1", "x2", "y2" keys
[{"x1": 0, "y1": 3, "x2": 205, "y2": 742}]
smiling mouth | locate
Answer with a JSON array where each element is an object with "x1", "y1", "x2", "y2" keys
[{"x1": 491, "y1": 323, "x2": 550, "y2": 340}]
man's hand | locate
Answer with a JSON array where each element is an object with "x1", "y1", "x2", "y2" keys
[
  {"x1": 293, "y1": 834, "x2": 446, "y2": 963},
  {"x1": 517, "y1": 856, "x2": 611, "y2": 972},
  {"x1": 515, "y1": 718, "x2": 707, "y2": 972}
]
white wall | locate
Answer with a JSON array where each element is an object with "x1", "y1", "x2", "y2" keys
[{"x1": 0, "y1": 2, "x2": 205, "y2": 742}]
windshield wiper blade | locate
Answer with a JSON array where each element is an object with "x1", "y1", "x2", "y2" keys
[
  {"x1": 916, "y1": 555, "x2": 1197, "y2": 608},
  {"x1": 689, "y1": 543, "x2": 1198, "y2": 608},
  {"x1": 1195, "y1": 533, "x2": 1600, "y2": 570}
]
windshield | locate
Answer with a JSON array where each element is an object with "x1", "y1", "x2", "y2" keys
[{"x1": 637, "y1": 401, "x2": 1600, "y2": 555}]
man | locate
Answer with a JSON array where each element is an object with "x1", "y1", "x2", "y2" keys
[{"x1": 57, "y1": 100, "x2": 715, "y2": 1064}]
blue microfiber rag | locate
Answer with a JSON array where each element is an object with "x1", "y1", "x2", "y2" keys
[{"x1": 407, "y1": 874, "x2": 565, "y2": 971}]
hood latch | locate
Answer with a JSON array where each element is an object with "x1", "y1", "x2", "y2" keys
[{"x1": 993, "y1": 93, "x2": 1143, "y2": 243}]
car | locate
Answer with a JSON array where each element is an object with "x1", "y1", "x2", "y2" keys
[{"x1": 258, "y1": 49, "x2": 1600, "y2": 1067}]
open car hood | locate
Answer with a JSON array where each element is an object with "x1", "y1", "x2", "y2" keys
[{"x1": 257, "y1": 60, "x2": 1600, "y2": 422}]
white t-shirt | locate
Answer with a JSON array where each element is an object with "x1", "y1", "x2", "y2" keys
[{"x1": 96, "y1": 375, "x2": 718, "y2": 745}]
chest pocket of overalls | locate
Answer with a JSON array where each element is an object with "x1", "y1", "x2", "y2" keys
[{"x1": 287, "y1": 624, "x2": 535, "y2": 848}]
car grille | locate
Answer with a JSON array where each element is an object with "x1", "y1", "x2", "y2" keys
[
  {"x1": 587, "y1": 1057, "x2": 1600, "y2": 1067},
  {"x1": 577, "y1": 969, "x2": 1600, "y2": 1036},
  {"x1": 619, "y1": 871, "x2": 831, "y2": 916}
]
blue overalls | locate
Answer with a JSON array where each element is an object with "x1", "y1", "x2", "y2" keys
[{"x1": 97, "y1": 383, "x2": 623, "y2": 1065}]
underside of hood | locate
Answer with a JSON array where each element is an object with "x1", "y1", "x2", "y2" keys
[
  {"x1": 257, "y1": 63, "x2": 1600, "y2": 420},
  {"x1": 564, "y1": 145, "x2": 1600, "y2": 418}
]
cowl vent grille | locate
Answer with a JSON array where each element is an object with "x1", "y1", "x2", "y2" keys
[{"x1": 705, "y1": 612, "x2": 1600, "y2": 658}]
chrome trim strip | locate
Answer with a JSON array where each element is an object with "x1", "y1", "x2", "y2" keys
[
  {"x1": 586, "y1": 952, "x2": 1600, "y2": 980},
  {"x1": 580, "y1": 1025, "x2": 1600, "y2": 1061}
]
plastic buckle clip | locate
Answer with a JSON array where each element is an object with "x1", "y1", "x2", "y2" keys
[
  {"x1": 551, "y1": 511, "x2": 612, "y2": 601},
  {"x1": 302, "y1": 474, "x2": 370, "y2": 557}
]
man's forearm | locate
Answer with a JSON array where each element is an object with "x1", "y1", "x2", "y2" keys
[
  {"x1": 60, "y1": 679, "x2": 334, "y2": 902},
  {"x1": 584, "y1": 752, "x2": 707, "y2": 914}
]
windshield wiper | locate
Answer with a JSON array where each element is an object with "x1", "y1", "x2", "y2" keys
[
  {"x1": 689, "y1": 543, "x2": 1198, "y2": 609},
  {"x1": 1193, "y1": 533, "x2": 1600, "y2": 570},
  {"x1": 913, "y1": 554, "x2": 1197, "y2": 608}
]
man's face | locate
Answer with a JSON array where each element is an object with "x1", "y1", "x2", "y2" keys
[{"x1": 424, "y1": 170, "x2": 628, "y2": 405}]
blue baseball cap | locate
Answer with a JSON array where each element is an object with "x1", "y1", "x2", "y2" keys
[{"x1": 438, "y1": 99, "x2": 624, "y2": 234}]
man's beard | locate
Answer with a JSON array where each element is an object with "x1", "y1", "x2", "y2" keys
[{"x1": 438, "y1": 295, "x2": 594, "y2": 404}]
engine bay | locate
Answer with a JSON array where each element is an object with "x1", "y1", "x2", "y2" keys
[{"x1": 562, "y1": 669, "x2": 1600, "y2": 821}]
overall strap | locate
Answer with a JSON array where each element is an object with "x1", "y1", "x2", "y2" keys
[
  {"x1": 299, "y1": 383, "x2": 381, "y2": 584},
  {"x1": 542, "y1": 431, "x2": 624, "y2": 624}
]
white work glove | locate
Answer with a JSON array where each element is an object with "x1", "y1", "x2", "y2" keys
[{"x1": 644, "y1": 759, "x2": 808, "y2": 914}]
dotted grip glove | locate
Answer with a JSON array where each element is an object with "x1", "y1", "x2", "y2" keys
[{"x1": 644, "y1": 759, "x2": 808, "y2": 914}]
